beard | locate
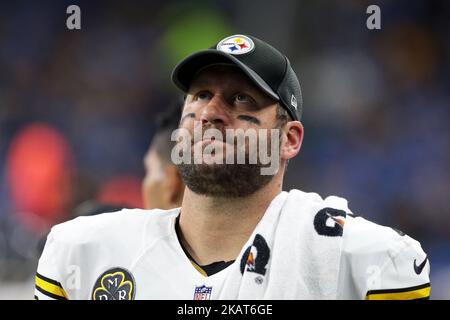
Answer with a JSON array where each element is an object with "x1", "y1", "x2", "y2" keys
[
  {"x1": 175, "y1": 125, "x2": 279, "y2": 198},
  {"x1": 177, "y1": 162, "x2": 274, "y2": 198}
]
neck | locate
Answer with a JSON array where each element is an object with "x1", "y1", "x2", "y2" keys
[{"x1": 178, "y1": 178, "x2": 283, "y2": 265}]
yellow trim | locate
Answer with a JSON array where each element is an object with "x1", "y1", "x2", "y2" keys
[
  {"x1": 190, "y1": 261, "x2": 208, "y2": 277},
  {"x1": 366, "y1": 286, "x2": 430, "y2": 300},
  {"x1": 35, "y1": 276, "x2": 68, "y2": 299}
]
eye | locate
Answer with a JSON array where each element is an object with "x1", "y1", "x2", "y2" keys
[
  {"x1": 195, "y1": 91, "x2": 212, "y2": 101},
  {"x1": 233, "y1": 93, "x2": 256, "y2": 106},
  {"x1": 235, "y1": 94, "x2": 250, "y2": 103}
]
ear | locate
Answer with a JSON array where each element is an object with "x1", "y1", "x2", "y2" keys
[
  {"x1": 280, "y1": 121, "x2": 303, "y2": 161},
  {"x1": 164, "y1": 165, "x2": 184, "y2": 206}
]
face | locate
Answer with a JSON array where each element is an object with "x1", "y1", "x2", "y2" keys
[
  {"x1": 175, "y1": 65, "x2": 283, "y2": 198},
  {"x1": 142, "y1": 148, "x2": 168, "y2": 209},
  {"x1": 182, "y1": 65, "x2": 280, "y2": 130}
]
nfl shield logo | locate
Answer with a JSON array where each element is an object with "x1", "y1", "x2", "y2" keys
[{"x1": 193, "y1": 285, "x2": 212, "y2": 300}]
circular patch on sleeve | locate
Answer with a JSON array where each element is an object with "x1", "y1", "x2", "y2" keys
[{"x1": 91, "y1": 267, "x2": 136, "y2": 300}]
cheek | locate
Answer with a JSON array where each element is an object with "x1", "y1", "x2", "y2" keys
[
  {"x1": 142, "y1": 176, "x2": 154, "y2": 196},
  {"x1": 145, "y1": 182, "x2": 157, "y2": 196},
  {"x1": 142, "y1": 182, "x2": 163, "y2": 209},
  {"x1": 183, "y1": 102, "x2": 197, "y2": 112},
  {"x1": 181, "y1": 102, "x2": 201, "y2": 120},
  {"x1": 146, "y1": 169, "x2": 165, "y2": 183},
  {"x1": 179, "y1": 119, "x2": 196, "y2": 132},
  {"x1": 144, "y1": 181, "x2": 163, "y2": 201}
]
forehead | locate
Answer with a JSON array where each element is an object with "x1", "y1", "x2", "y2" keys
[{"x1": 188, "y1": 65, "x2": 262, "y2": 93}]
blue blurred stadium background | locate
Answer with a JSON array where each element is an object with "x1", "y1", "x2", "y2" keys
[{"x1": 0, "y1": 0, "x2": 449, "y2": 299}]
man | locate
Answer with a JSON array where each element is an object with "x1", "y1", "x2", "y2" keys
[
  {"x1": 142, "y1": 103, "x2": 185, "y2": 210},
  {"x1": 35, "y1": 34, "x2": 430, "y2": 300}
]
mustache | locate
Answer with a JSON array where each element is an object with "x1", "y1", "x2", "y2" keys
[{"x1": 190, "y1": 124, "x2": 228, "y2": 145}]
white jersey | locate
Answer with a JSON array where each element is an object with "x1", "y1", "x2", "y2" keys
[{"x1": 35, "y1": 190, "x2": 430, "y2": 300}]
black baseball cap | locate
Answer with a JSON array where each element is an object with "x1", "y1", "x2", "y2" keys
[{"x1": 171, "y1": 34, "x2": 302, "y2": 121}]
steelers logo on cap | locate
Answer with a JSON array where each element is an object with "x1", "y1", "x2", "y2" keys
[{"x1": 217, "y1": 35, "x2": 255, "y2": 55}]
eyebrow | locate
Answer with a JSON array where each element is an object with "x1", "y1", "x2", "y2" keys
[
  {"x1": 180, "y1": 113, "x2": 195, "y2": 124},
  {"x1": 237, "y1": 115, "x2": 261, "y2": 125}
]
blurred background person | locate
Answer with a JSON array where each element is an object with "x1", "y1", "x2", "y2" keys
[
  {"x1": 142, "y1": 102, "x2": 185, "y2": 210},
  {"x1": 30, "y1": 103, "x2": 184, "y2": 299}
]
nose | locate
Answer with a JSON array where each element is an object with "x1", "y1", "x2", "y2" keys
[{"x1": 199, "y1": 96, "x2": 229, "y2": 126}]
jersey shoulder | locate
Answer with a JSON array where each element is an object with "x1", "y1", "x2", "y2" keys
[
  {"x1": 288, "y1": 189, "x2": 431, "y2": 299},
  {"x1": 340, "y1": 215, "x2": 430, "y2": 299},
  {"x1": 343, "y1": 215, "x2": 411, "y2": 254},
  {"x1": 35, "y1": 208, "x2": 179, "y2": 300},
  {"x1": 50, "y1": 207, "x2": 179, "y2": 247}
]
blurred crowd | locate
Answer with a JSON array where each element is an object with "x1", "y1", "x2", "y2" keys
[{"x1": 0, "y1": 0, "x2": 449, "y2": 299}]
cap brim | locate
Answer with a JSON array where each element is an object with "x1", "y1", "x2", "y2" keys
[{"x1": 171, "y1": 49, "x2": 279, "y2": 101}]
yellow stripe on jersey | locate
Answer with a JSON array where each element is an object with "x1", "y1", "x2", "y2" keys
[
  {"x1": 190, "y1": 260, "x2": 208, "y2": 277},
  {"x1": 365, "y1": 283, "x2": 430, "y2": 300},
  {"x1": 35, "y1": 273, "x2": 68, "y2": 299}
]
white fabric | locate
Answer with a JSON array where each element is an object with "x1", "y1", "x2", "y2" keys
[
  {"x1": 35, "y1": 189, "x2": 430, "y2": 300},
  {"x1": 218, "y1": 190, "x2": 348, "y2": 299}
]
